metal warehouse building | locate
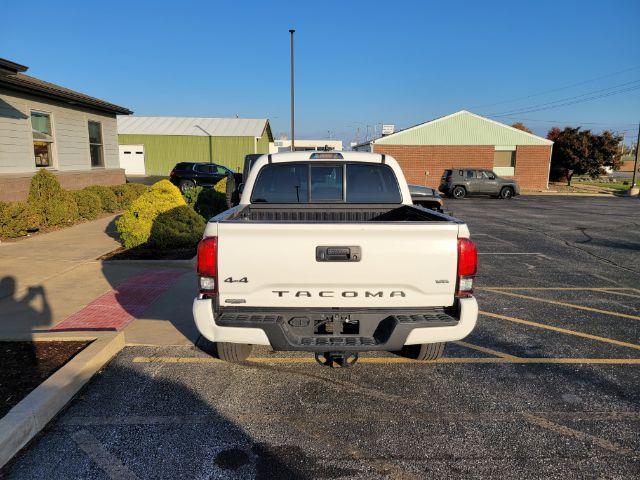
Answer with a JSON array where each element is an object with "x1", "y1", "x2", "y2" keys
[
  {"x1": 353, "y1": 110, "x2": 553, "y2": 190},
  {"x1": 117, "y1": 116, "x2": 273, "y2": 176}
]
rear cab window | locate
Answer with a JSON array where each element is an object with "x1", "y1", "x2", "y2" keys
[{"x1": 250, "y1": 162, "x2": 401, "y2": 204}]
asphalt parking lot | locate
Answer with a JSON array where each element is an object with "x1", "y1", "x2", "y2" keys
[{"x1": 4, "y1": 196, "x2": 640, "y2": 479}]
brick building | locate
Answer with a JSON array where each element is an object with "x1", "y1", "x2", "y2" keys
[{"x1": 353, "y1": 111, "x2": 553, "y2": 190}]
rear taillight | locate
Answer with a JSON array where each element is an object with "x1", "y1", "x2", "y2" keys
[
  {"x1": 197, "y1": 237, "x2": 218, "y2": 294},
  {"x1": 456, "y1": 238, "x2": 477, "y2": 297}
]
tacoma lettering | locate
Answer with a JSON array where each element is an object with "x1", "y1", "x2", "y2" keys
[{"x1": 272, "y1": 290, "x2": 406, "y2": 298}]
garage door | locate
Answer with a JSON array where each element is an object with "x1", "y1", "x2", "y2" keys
[{"x1": 119, "y1": 145, "x2": 146, "y2": 175}]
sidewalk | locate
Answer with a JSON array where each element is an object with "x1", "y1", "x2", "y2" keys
[{"x1": 0, "y1": 215, "x2": 198, "y2": 345}]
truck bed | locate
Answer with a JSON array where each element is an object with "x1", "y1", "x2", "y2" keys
[{"x1": 220, "y1": 204, "x2": 457, "y2": 223}]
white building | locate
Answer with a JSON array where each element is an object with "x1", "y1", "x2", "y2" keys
[{"x1": 269, "y1": 139, "x2": 343, "y2": 153}]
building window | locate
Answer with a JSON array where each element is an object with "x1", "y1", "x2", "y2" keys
[
  {"x1": 88, "y1": 121, "x2": 104, "y2": 167},
  {"x1": 493, "y1": 150, "x2": 516, "y2": 176},
  {"x1": 31, "y1": 111, "x2": 53, "y2": 167}
]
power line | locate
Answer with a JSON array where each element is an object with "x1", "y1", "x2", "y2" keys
[
  {"x1": 487, "y1": 82, "x2": 640, "y2": 117},
  {"x1": 470, "y1": 65, "x2": 640, "y2": 109},
  {"x1": 489, "y1": 115, "x2": 637, "y2": 126}
]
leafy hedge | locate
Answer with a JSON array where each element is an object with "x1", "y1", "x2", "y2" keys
[
  {"x1": 110, "y1": 183, "x2": 148, "y2": 210},
  {"x1": 115, "y1": 180, "x2": 187, "y2": 248},
  {"x1": 148, "y1": 205, "x2": 205, "y2": 249},
  {"x1": 0, "y1": 169, "x2": 148, "y2": 240},
  {"x1": 73, "y1": 189, "x2": 102, "y2": 220},
  {"x1": 183, "y1": 186, "x2": 228, "y2": 220},
  {"x1": 0, "y1": 202, "x2": 41, "y2": 238},
  {"x1": 27, "y1": 169, "x2": 78, "y2": 227},
  {"x1": 85, "y1": 185, "x2": 118, "y2": 213}
]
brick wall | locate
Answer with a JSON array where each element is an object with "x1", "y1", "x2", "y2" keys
[
  {"x1": 0, "y1": 168, "x2": 126, "y2": 202},
  {"x1": 372, "y1": 144, "x2": 551, "y2": 190},
  {"x1": 372, "y1": 145, "x2": 494, "y2": 187},
  {"x1": 514, "y1": 145, "x2": 552, "y2": 190}
]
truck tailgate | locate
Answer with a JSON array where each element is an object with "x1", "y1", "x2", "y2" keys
[{"x1": 217, "y1": 223, "x2": 459, "y2": 308}]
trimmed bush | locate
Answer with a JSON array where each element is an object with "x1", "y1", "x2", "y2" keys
[
  {"x1": 214, "y1": 176, "x2": 227, "y2": 194},
  {"x1": 148, "y1": 205, "x2": 205, "y2": 249},
  {"x1": 184, "y1": 186, "x2": 228, "y2": 220},
  {"x1": 27, "y1": 170, "x2": 79, "y2": 227},
  {"x1": 85, "y1": 185, "x2": 118, "y2": 213},
  {"x1": 0, "y1": 201, "x2": 42, "y2": 238},
  {"x1": 110, "y1": 183, "x2": 148, "y2": 210},
  {"x1": 116, "y1": 180, "x2": 186, "y2": 249},
  {"x1": 73, "y1": 189, "x2": 102, "y2": 220}
]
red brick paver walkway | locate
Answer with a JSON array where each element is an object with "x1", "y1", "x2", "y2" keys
[{"x1": 52, "y1": 269, "x2": 186, "y2": 331}]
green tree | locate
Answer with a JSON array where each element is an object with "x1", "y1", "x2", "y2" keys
[{"x1": 547, "y1": 127, "x2": 622, "y2": 185}]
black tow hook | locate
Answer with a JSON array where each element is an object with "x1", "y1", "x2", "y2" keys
[{"x1": 314, "y1": 351, "x2": 359, "y2": 368}]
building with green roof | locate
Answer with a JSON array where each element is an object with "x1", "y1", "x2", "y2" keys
[{"x1": 353, "y1": 110, "x2": 553, "y2": 190}]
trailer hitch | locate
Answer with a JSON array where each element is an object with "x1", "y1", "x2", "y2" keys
[{"x1": 314, "y1": 351, "x2": 359, "y2": 368}]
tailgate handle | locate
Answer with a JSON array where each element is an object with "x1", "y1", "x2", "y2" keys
[{"x1": 316, "y1": 246, "x2": 361, "y2": 262}]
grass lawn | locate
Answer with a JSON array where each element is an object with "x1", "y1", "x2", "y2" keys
[{"x1": 578, "y1": 181, "x2": 632, "y2": 191}]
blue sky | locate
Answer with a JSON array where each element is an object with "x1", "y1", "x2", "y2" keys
[{"x1": 3, "y1": 0, "x2": 639, "y2": 145}]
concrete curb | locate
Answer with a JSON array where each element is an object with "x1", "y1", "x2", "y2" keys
[{"x1": 0, "y1": 332, "x2": 125, "y2": 468}]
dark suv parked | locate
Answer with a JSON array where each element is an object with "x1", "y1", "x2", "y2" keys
[
  {"x1": 439, "y1": 168, "x2": 520, "y2": 199},
  {"x1": 169, "y1": 162, "x2": 234, "y2": 193}
]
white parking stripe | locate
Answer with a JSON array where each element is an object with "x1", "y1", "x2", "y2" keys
[{"x1": 70, "y1": 430, "x2": 139, "y2": 480}]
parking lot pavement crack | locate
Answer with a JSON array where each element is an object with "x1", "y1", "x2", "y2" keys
[
  {"x1": 70, "y1": 429, "x2": 140, "y2": 480},
  {"x1": 521, "y1": 414, "x2": 632, "y2": 456}
]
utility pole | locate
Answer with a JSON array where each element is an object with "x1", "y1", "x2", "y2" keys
[
  {"x1": 631, "y1": 121, "x2": 639, "y2": 195},
  {"x1": 289, "y1": 29, "x2": 295, "y2": 151}
]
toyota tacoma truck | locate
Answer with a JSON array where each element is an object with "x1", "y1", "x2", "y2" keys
[{"x1": 193, "y1": 151, "x2": 478, "y2": 366}]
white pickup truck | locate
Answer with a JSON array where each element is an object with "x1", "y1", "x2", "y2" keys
[{"x1": 193, "y1": 151, "x2": 478, "y2": 366}]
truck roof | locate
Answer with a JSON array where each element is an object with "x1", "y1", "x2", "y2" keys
[{"x1": 262, "y1": 151, "x2": 386, "y2": 163}]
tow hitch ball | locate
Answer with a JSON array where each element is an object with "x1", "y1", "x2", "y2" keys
[{"x1": 314, "y1": 351, "x2": 359, "y2": 368}]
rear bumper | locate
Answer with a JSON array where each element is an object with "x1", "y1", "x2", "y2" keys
[{"x1": 192, "y1": 297, "x2": 478, "y2": 352}]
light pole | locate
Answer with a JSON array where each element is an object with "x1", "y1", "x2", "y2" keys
[
  {"x1": 631, "y1": 122, "x2": 639, "y2": 189},
  {"x1": 289, "y1": 29, "x2": 295, "y2": 151}
]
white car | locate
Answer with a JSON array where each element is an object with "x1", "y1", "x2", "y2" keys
[{"x1": 193, "y1": 151, "x2": 478, "y2": 366}]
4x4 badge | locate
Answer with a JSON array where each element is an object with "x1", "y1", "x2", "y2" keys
[{"x1": 224, "y1": 277, "x2": 248, "y2": 283}]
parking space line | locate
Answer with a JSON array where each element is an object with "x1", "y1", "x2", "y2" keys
[
  {"x1": 473, "y1": 233, "x2": 515, "y2": 246},
  {"x1": 132, "y1": 356, "x2": 640, "y2": 365},
  {"x1": 522, "y1": 414, "x2": 631, "y2": 455},
  {"x1": 483, "y1": 289, "x2": 640, "y2": 321},
  {"x1": 70, "y1": 430, "x2": 139, "y2": 480},
  {"x1": 452, "y1": 340, "x2": 520, "y2": 359},
  {"x1": 479, "y1": 310, "x2": 640, "y2": 351}
]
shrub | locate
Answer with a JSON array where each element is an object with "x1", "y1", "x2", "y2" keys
[
  {"x1": 73, "y1": 189, "x2": 102, "y2": 220},
  {"x1": 148, "y1": 205, "x2": 205, "y2": 249},
  {"x1": 85, "y1": 185, "x2": 118, "y2": 213},
  {"x1": 116, "y1": 180, "x2": 186, "y2": 249},
  {"x1": 0, "y1": 201, "x2": 42, "y2": 238},
  {"x1": 184, "y1": 186, "x2": 228, "y2": 220},
  {"x1": 214, "y1": 176, "x2": 227, "y2": 194},
  {"x1": 110, "y1": 183, "x2": 148, "y2": 210},
  {"x1": 27, "y1": 171, "x2": 79, "y2": 227}
]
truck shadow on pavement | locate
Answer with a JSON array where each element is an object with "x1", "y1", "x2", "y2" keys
[{"x1": 2, "y1": 360, "x2": 358, "y2": 479}]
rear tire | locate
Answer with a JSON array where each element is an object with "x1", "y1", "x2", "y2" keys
[
  {"x1": 214, "y1": 342, "x2": 253, "y2": 362},
  {"x1": 500, "y1": 186, "x2": 514, "y2": 199},
  {"x1": 179, "y1": 179, "x2": 196, "y2": 193},
  {"x1": 395, "y1": 342, "x2": 445, "y2": 361},
  {"x1": 452, "y1": 186, "x2": 466, "y2": 199}
]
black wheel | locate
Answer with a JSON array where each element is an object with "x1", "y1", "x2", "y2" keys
[
  {"x1": 213, "y1": 342, "x2": 253, "y2": 362},
  {"x1": 499, "y1": 186, "x2": 514, "y2": 199},
  {"x1": 452, "y1": 186, "x2": 466, "y2": 199},
  {"x1": 394, "y1": 342, "x2": 445, "y2": 361},
  {"x1": 179, "y1": 179, "x2": 196, "y2": 193}
]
